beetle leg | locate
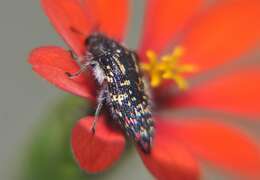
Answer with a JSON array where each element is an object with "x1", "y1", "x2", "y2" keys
[
  {"x1": 91, "y1": 81, "x2": 108, "y2": 134},
  {"x1": 65, "y1": 61, "x2": 90, "y2": 78}
]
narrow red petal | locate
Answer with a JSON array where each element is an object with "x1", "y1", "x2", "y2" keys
[
  {"x1": 41, "y1": 0, "x2": 92, "y2": 56},
  {"x1": 182, "y1": 0, "x2": 260, "y2": 71},
  {"x1": 138, "y1": 118, "x2": 200, "y2": 180},
  {"x1": 138, "y1": 0, "x2": 203, "y2": 60},
  {"x1": 71, "y1": 116, "x2": 125, "y2": 173},
  {"x1": 170, "y1": 67, "x2": 260, "y2": 119},
  {"x1": 29, "y1": 46, "x2": 96, "y2": 99},
  {"x1": 83, "y1": 0, "x2": 129, "y2": 41},
  {"x1": 172, "y1": 118, "x2": 260, "y2": 177}
]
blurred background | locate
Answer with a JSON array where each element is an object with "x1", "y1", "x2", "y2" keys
[{"x1": 0, "y1": 0, "x2": 259, "y2": 180}]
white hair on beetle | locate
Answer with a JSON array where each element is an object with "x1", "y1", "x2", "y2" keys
[{"x1": 92, "y1": 63, "x2": 105, "y2": 84}]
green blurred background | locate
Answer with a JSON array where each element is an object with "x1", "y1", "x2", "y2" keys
[{"x1": 0, "y1": 0, "x2": 258, "y2": 179}]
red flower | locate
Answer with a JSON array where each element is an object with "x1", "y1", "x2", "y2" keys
[{"x1": 29, "y1": 0, "x2": 260, "y2": 179}]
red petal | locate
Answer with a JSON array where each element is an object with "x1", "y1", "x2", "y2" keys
[
  {"x1": 138, "y1": 118, "x2": 200, "y2": 180},
  {"x1": 171, "y1": 67, "x2": 260, "y2": 119},
  {"x1": 71, "y1": 116, "x2": 125, "y2": 173},
  {"x1": 172, "y1": 118, "x2": 260, "y2": 176},
  {"x1": 182, "y1": 0, "x2": 260, "y2": 71},
  {"x1": 138, "y1": 0, "x2": 204, "y2": 60},
  {"x1": 29, "y1": 46, "x2": 96, "y2": 99},
  {"x1": 41, "y1": 0, "x2": 92, "y2": 56},
  {"x1": 83, "y1": 0, "x2": 129, "y2": 41}
]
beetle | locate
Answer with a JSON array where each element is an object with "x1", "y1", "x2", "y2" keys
[{"x1": 66, "y1": 32, "x2": 154, "y2": 153}]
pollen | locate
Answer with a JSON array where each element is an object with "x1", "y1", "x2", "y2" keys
[{"x1": 140, "y1": 46, "x2": 197, "y2": 90}]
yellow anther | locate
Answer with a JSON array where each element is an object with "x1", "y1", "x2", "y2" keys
[
  {"x1": 172, "y1": 46, "x2": 184, "y2": 58},
  {"x1": 140, "y1": 46, "x2": 197, "y2": 90}
]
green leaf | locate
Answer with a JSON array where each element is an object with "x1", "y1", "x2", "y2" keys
[{"x1": 21, "y1": 95, "x2": 90, "y2": 180}]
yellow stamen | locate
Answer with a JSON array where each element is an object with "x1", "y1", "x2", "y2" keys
[{"x1": 140, "y1": 46, "x2": 197, "y2": 90}]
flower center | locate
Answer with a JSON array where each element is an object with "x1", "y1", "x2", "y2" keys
[{"x1": 140, "y1": 46, "x2": 197, "y2": 90}]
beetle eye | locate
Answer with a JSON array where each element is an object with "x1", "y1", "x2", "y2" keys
[{"x1": 85, "y1": 35, "x2": 98, "y2": 46}]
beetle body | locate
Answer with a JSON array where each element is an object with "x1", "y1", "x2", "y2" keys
[{"x1": 85, "y1": 33, "x2": 154, "y2": 153}]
